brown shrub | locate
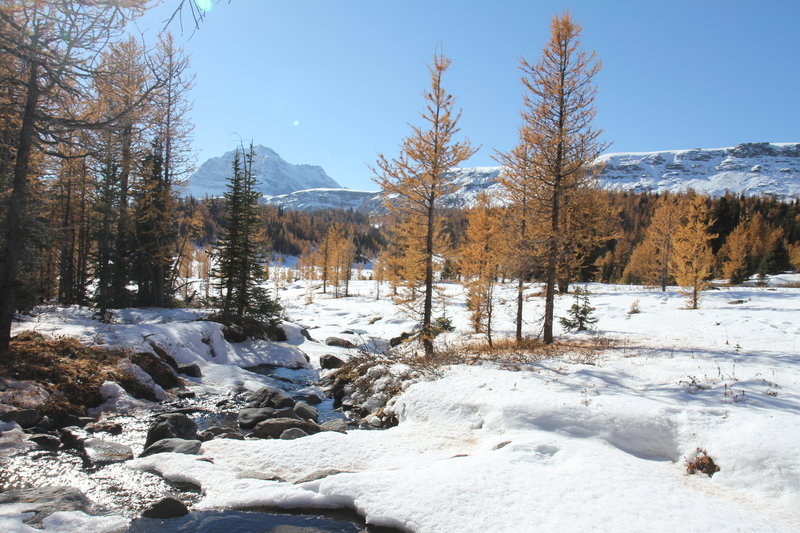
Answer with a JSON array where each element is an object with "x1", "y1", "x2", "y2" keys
[{"x1": 686, "y1": 449, "x2": 720, "y2": 477}]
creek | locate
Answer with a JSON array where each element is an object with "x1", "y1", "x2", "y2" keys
[{"x1": 0, "y1": 363, "x2": 396, "y2": 532}]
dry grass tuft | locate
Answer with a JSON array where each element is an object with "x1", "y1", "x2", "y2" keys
[{"x1": 686, "y1": 449, "x2": 720, "y2": 477}]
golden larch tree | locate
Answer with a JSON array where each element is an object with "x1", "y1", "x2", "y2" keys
[
  {"x1": 670, "y1": 196, "x2": 717, "y2": 309},
  {"x1": 459, "y1": 193, "x2": 503, "y2": 346},
  {"x1": 373, "y1": 53, "x2": 475, "y2": 357},
  {"x1": 506, "y1": 13, "x2": 606, "y2": 344},
  {"x1": 721, "y1": 219, "x2": 750, "y2": 285},
  {"x1": 623, "y1": 195, "x2": 683, "y2": 290}
]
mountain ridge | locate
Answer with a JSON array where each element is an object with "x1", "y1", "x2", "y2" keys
[{"x1": 188, "y1": 142, "x2": 800, "y2": 211}]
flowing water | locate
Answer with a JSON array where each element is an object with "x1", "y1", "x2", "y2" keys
[{"x1": 0, "y1": 365, "x2": 390, "y2": 532}]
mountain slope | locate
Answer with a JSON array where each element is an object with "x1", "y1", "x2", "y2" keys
[
  {"x1": 186, "y1": 145, "x2": 340, "y2": 197},
  {"x1": 261, "y1": 143, "x2": 800, "y2": 212}
]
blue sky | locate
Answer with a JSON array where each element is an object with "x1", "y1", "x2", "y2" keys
[{"x1": 133, "y1": 0, "x2": 800, "y2": 190}]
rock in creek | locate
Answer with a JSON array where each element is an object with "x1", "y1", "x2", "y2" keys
[
  {"x1": 279, "y1": 428, "x2": 309, "y2": 440},
  {"x1": 0, "y1": 408, "x2": 40, "y2": 428},
  {"x1": 293, "y1": 401, "x2": 319, "y2": 422},
  {"x1": 0, "y1": 486, "x2": 108, "y2": 526},
  {"x1": 140, "y1": 438, "x2": 202, "y2": 457},
  {"x1": 83, "y1": 438, "x2": 134, "y2": 464},
  {"x1": 144, "y1": 413, "x2": 198, "y2": 448},
  {"x1": 252, "y1": 418, "x2": 321, "y2": 439},
  {"x1": 141, "y1": 497, "x2": 189, "y2": 519},
  {"x1": 320, "y1": 419, "x2": 348, "y2": 433},
  {"x1": 237, "y1": 407, "x2": 276, "y2": 429},
  {"x1": 247, "y1": 385, "x2": 295, "y2": 409}
]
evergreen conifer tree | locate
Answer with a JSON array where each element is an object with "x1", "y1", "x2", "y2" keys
[{"x1": 213, "y1": 143, "x2": 281, "y2": 338}]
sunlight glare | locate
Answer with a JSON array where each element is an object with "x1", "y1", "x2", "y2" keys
[{"x1": 194, "y1": 0, "x2": 213, "y2": 13}]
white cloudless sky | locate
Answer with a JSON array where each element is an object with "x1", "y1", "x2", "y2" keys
[{"x1": 133, "y1": 0, "x2": 800, "y2": 190}]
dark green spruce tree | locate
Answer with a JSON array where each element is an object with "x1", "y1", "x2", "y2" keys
[
  {"x1": 132, "y1": 139, "x2": 176, "y2": 307},
  {"x1": 213, "y1": 143, "x2": 281, "y2": 339}
]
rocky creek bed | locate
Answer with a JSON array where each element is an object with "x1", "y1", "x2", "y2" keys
[{"x1": 0, "y1": 360, "x2": 401, "y2": 532}]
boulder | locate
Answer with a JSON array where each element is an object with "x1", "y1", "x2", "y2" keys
[
  {"x1": 247, "y1": 385, "x2": 295, "y2": 409},
  {"x1": 0, "y1": 408, "x2": 40, "y2": 428},
  {"x1": 279, "y1": 428, "x2": 308, "y2": 440},
  {"x1": 144, "y1": 413, "x2": 198, "y2": 448},
  {"x1": 83, "y1": 438, "x2": 134, "y2": 464},
  {"x1": 293, "y1": 392, "x2": 323, "y2": 405},
  {"x1": 319, "y1": 354, "x2": 345, "y2": 370},
  {"x1": 325, "y1": 337, "x2": 355, "y2": 349},
  {"x1": 320, "y1": 419, "x2": 348, "y2": 433},
  {"x1": 252, "y1": 418, "x2": 321, "y2": 439},
  {"x1": 222, "y1": 324, "x2": 247, "y2": 343},
  {"x1": 130, "y1": 352, "x2": 182, "y2": 390},
  {"x1": 141, "y1": 497, "x2": 189, "y2": 519},
  {"x1": 140, "y1": 438, "x2": 202, "y2": 457},
  {"x1": 292, "y1": 401, "x2": 319, "y2": 422},
  {"x1": 147, "y1": 342, "x2": 179, "y2": 370},
  {"x1": 237, "y1": 407, "x2": 276, "y2": 429},
  {"x1": 267, "y1": 326, "x2": 288, "y2": 342},
  {"x1": 299, "y1": 328, "x2": 316, "y2": 342},
  {"x1": 175, "y1": 388, "x2": 196, "y2": 399},
  {"x1": 177, "y1": 363, "x2": 202, "y2": 378},
  {"x1": 273, "y1": 407, "x2": 303, "y2": 420}
]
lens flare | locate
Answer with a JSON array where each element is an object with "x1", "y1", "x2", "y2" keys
[{"x1": 194, "y1": 0, "x2": 213, "y2": 13}]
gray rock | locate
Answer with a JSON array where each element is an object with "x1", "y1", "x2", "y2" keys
[
  {"x1": 299, "y1": 328, "x2": 316, "y2": 342},
  {"x1": 293, "y1": 392, "x2": 323, "y2": 405},
  {"x1": 274, "y1": 407, "x2": 303, "y2": 420},
  {"x1": 29, "y1": 433, "x2": 61, "y2": 450},
  {"x1": 83, "y1": 438, "x2": 134, "y2": 464},
  {"x1": 1, "y1": 409, "x2": 40, "y2": 428},
  {"x1": 292, "y1": 401, "x2": 319, "y2": 422},
  {"x1": 0, "y1": 486, "x2": 103, "y2": 526},
  {"x1": 222, "y1": 324, "x2": 247, "y2": 343},
  {"x1": 293, "y1": 468, "x2": 351, "y2": 484},
  {"x1": 319, "y1": 354, "x2": 345, "y2": 370},
  {"x1": 58, "y1": 426, "x2": 89, "y2": 449},
  {"x1": 177, "y1": 363, "x2": 202, "y2": 378},
  {"x1": 237, "y1": 407, "x2": 276, "y2": 429},
  {"x1": 279, "y1": 428, "x2": 309, "y2": 440},
  {"x1": 252, "y1": 418, "x2": 321, "y2": 439},
  {"x1": 141, "y1": 497, "x2": 189, "y2": 519},
  {"x1": 320, "y1": 419, "x2": 348, "y2": 433},
  {"x1": 144, "y1": 413, "x2": 198, "y2": 448},
  {"x1": 84, "y1": 420, "x2": 123, "y2": 435},
  {"x1": 247, "y1": 385, "x2": 295, "y2": 409},
  {"x1": 325, "y1": 337, "x2": 355, "y2": 349},
  {"x1": 140, "y1": 438, "x2": 202, "y2": 457}
]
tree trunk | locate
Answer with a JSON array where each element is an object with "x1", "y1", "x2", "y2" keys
[
  {"x1": 0, "y1": 63, "x2": 39, "y2": 351},
  {"x1": 422, "y1": 201, "x2": 435, "y2": 358},
  {"x1": 515, "y1": 277, "x2": 524, "y2": 343}
]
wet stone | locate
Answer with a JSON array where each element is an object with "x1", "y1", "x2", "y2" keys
[
  {"x1": 83, "y1": 438, "x2": 134, "y2": 465},
  {"x1": 140, "y1": 438, "x2": 202, "y2": 457},
  {"x1": 279, "y1": 428, "x2": 309, "y2": 440},
  {"x1": 141, "y1": 497, "x2": 189, "y2": 519}
]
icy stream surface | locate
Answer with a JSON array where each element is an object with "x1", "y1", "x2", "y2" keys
[{"x1": 0, "y1": 365, "x2": 362, "y2": 532}]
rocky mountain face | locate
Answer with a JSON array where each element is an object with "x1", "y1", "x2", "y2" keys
[
  {"x1": 189, "y1": 143, "x2": 800, "y2": 211},
  {"x1": 597, "y1": 142, "x2": 800, "y2": 197},
  {"x1": 186, "y1": 145, "x2": 340, "y2": 198}
]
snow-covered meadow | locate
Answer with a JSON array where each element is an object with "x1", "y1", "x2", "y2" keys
[{"x1": 4, "y1": 273, "x2": 800, "y2": 532}]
